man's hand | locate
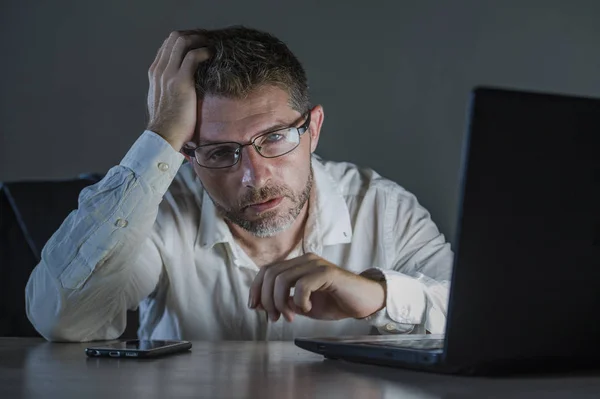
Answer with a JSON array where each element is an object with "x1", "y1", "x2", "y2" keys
[
  {"x1": 146, "y1": 30, "x2": 210, "y2": 151},
  {"x1": 248, "y1": 253, "x2": 387, "y2": 322}
]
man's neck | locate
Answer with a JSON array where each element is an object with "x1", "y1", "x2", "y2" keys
[{"x1": 227, "y1": 202, "x2": 310, "y2": 266}]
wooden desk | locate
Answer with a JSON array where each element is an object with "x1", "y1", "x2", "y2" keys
[{"x1": 1, "y1": 338, "x2": 600, "y2": 398}]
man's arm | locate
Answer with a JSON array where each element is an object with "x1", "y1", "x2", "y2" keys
[
  {"x1": 247, "y1": 186, "x2": 452, "y2": 329},
  {"x1": 25, "y1": 132, "x2": 182, "y2": 342},
  {"x1": 25, "y1": 30, "x2": 211, "y2": 342},
  {"x1": 361, "y1": 190, "x2": 453, "y2": 334}
]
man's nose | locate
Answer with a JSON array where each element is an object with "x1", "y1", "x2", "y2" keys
[{"x1": 240, "y1": 146, "x2": 271, "y2": 188}]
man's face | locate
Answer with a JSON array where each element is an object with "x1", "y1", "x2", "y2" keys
[{"x1": 191, "y1": 86, "x2": 321, "y2": 238}]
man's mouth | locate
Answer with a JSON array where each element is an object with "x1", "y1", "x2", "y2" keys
[{"x1": 244, "y1": 197, "x2": 284, "y2": 213}]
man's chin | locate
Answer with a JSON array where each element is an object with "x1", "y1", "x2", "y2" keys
[
  {"x1": 246, "y1": 220, "x2": 294, "y2": 238},
  {"x1": 227, "y1": 211, "x2": 296, "y2": 238},
  {"x1": 242, "y1": 208, "x2": 279, "y2": 221}
]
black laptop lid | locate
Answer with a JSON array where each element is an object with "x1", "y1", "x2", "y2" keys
[{"x1": 444, "y1": 87, "x2": 600, "y2": 369}]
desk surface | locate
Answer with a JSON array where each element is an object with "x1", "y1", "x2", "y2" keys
[{"x1": 2, "y1": 338, "x2": 600, "y2": 398}]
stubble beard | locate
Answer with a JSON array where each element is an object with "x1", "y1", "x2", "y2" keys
[{"x1": 210, "y1": 166, "x2": 314, "y2": 238}]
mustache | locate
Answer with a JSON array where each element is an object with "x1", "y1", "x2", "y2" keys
[{"x1": 239, "y1": 185, "x2": 294, "y2": 209}]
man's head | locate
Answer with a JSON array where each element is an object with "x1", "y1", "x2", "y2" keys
[{"x1": 184, "y1": 26, "x2": 324, "y2": 238}]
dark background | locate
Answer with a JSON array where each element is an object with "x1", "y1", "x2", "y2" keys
[{"x1": 1, "y1": 0, "x2": 599, "y2": 245}]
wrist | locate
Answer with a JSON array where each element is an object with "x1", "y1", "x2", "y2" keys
[
  {"x1": 146, "y1": 126, "x2": 184, "y2": 152},
  {"x1": 164, "y1": 137, "x2": 184, "y2": 152},
  {"x1": 352, "y1": 275, "x2": 387, "y2": 319},
  {"x1": 372, "y1": 279, "x2": 387, "y2": 314},
  {"x1": 357, "y1": 270, "x2": 387, "y2": 318}
]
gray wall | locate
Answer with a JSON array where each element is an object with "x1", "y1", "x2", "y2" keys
[{"x1": 1, "y1": 0, "x2": 599, "y2": 245}]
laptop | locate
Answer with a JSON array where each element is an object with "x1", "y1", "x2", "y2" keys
[{"x1": 295, "y1": 86, "x2": 600, "y2": 375}]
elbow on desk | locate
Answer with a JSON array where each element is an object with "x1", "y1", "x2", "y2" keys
[
  {"x1": 25, "y1": 306, "x2": 107, "y2": 343},
  {"x1": 33, "y1": 325, "x2": 87, "y2": 343},
  {"x1": 25, "y1": 276, "x2": 127, "y2": 343},
  {"x1": 25, "y1": 283, "x2": 91, "y2": 343},
  {"x1": 25, "y1": 293, "x2": 126, "y2": 343},
  {"x1": 25, "y1": 297, "x2": 85, "y2": 343}
]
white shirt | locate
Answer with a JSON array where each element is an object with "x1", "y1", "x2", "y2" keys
[{"x1": 25, "y1": 131, "x2": 453, "y2": 342}]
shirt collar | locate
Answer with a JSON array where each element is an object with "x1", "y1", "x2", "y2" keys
[
  {"x1": 197, "y1": 190, "x2": 234, "y2": 249},
  {"x1": 197, "y1": 155, "x2": 353, "y2": 252}
]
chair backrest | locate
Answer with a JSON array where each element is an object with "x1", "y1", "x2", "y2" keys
[{"x1": 0, "y1": 175, "x2": 138, "y2": 338}]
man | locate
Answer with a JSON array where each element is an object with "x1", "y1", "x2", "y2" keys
[{"x1": 26, "y1": 26, "x2": 452, "y2": 342}]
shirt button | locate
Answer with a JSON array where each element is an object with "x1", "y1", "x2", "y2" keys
[
  {"x1": 157, "y1": 162, "x2": 169, "y2": 172},
  {"x1": 115, "y1": 218, "x2": 128, "y2": 228},
  {"x1": 385, "y1": 323, "x2": 396, "y2": 332}
]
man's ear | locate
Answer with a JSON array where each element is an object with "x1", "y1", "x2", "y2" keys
[{"x1": 308, "y1": 105, "x2": 324, "y2": 154}]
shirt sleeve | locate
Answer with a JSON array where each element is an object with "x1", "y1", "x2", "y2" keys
[
  {"x1": 360, "y1": 188, "x2": 453, "y2": 335},
  {"x1": 25, "y1": 131, "x2": 184, "y2": 342}
]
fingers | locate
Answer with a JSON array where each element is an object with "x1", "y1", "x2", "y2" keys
[
  {"x1": 271, "y1": 266, "x2": 314, "y2": 322},
  {"x1": 249, "y1": 256, "x2": 307, "y2": 321},
  {"x1": 293, "y1": 269, "x2": 330, "y2": 314},
  {"x1": 150, "y1": 31, "x2": 208, "y2": 78},
  {"x1": 167, "y1": 34, "x2": 207, "y2": 75},
  {"x1": 249, "y1": 254, "x2": 332, "y2": 323},
  {"x1": 261, "y1": 272, "x2": 281, "y2": 322},
  {"x1": 260, "y1": 266, "x2": 299, "y2": 322},
  {"x1": 248, "y1": 258, "x2": 299, "y2": 321},
  {"x1": 286, "y1": 296, "x2": 316, "y2": 319},
  {"x1": 180, "y1": 47, "x2": 211, "y2": 77},
  {"x1": 153, "y1": 31, "x2": 181, "y2": 75},
  {"x1": 249, "y1": 256, "x2": 301, "y2": 309},
  {"x1": 148, "y1": 37, "x2": 168, "y2": 78},
  {"x1": 273, "y1": 274, "x2": 295, "y2": 322},
  {"x1": 248, "y1": 268, "x2": 263, "y2": 310},
  {"x1": 287, "y1": 297, "x2": 300, "y2": 315}
]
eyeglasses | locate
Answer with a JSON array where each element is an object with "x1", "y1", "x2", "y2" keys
[{"x1": 182, "y1": 112, "x2": 311, "y2": 169}]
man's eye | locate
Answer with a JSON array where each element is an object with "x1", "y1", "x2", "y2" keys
[
  {"x1": 264, "y1": 132, "x2": 285, "y2": 143},
  {"x1": 209, "y1": 147, "x2": 236, "y2": 159}
]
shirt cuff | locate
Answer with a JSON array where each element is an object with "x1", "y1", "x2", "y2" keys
[
  {"x1": 120, "y1": 130, "x2": 185, "y2": 195},
  {"x1": 360, "y1": 268, "x2": 427, "y2": 334}
]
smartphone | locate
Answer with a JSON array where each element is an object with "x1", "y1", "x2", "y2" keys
[{"x1": 85, "y1": 340, "x2": 192, "y2": 359}]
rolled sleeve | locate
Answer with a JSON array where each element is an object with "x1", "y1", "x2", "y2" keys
[{"x1": 361, "y1": 268, "x2": 426, "y2": 334}]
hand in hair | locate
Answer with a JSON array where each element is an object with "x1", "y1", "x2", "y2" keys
[{"x1": 146, "y1": 30, "x2": 210, "y2": 151}]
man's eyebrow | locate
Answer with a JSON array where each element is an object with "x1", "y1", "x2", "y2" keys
[{"x1": 198, "y1": 119, "x2": 297, "y2": 145}]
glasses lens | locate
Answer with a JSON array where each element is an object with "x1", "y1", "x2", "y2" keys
[
  {"x1": 196, "y1": 143, "x2": 240, "y2": 168},
  {"x1": 255, "y1": 128, "x2": 300, "y2": 157}
]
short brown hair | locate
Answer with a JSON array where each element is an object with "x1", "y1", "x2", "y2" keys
[{"x1": 194, "y1": 26, "x2": 310, "y2": 113}]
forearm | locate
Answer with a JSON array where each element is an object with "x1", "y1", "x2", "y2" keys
[{"x1": 25, "y1": 131, "x2": 182, "y2": 342}]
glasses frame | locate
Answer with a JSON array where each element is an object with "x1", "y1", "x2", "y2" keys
[{"x1": 182, "y1": 111, "x2": 311, "y2": 169}]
